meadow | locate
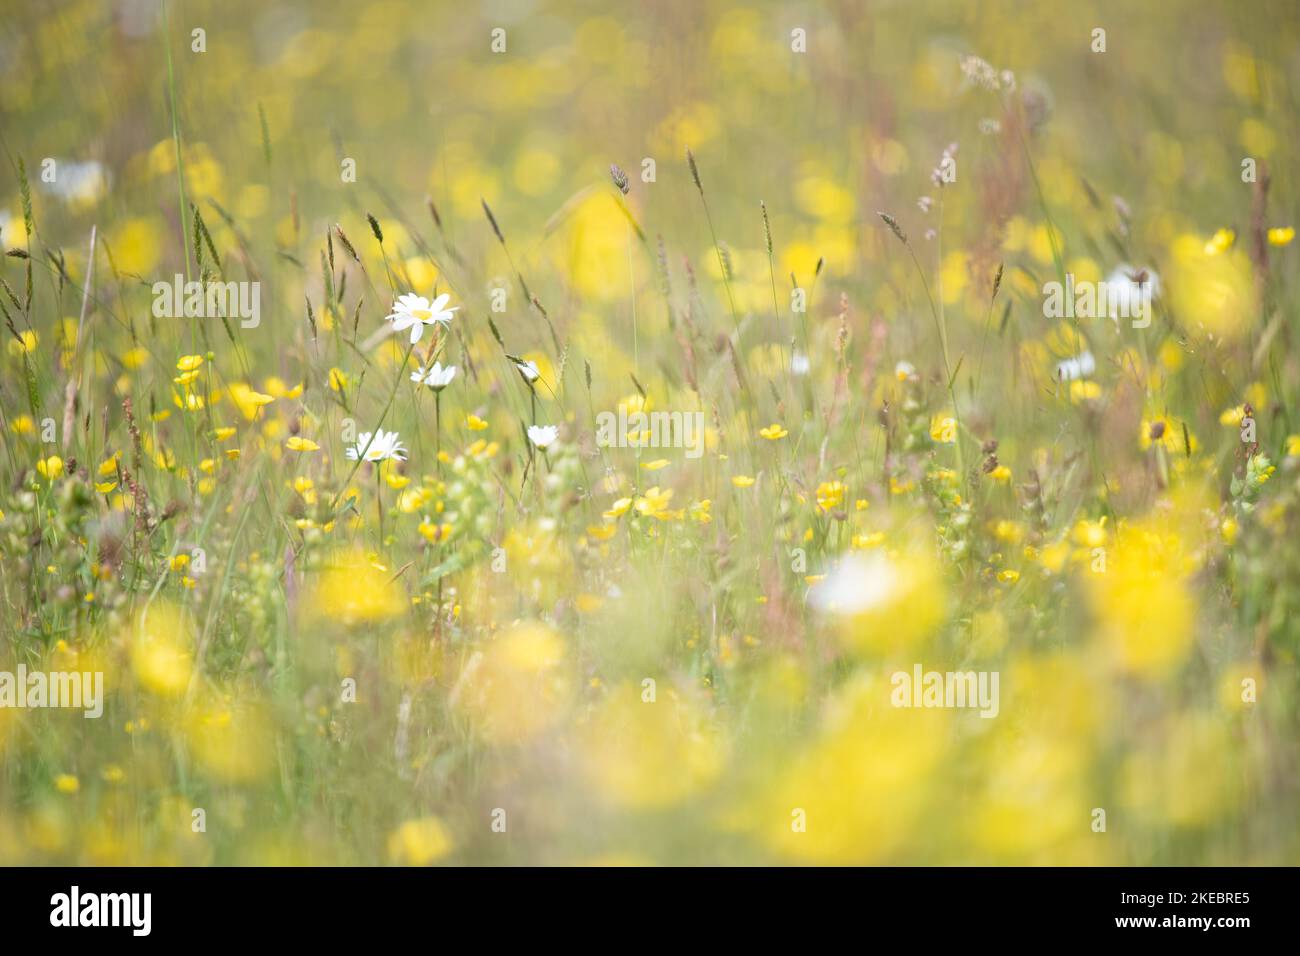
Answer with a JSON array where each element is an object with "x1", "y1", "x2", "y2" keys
[{"x1": 0, "y1": 0, "x2": 1297, "y2": 865}]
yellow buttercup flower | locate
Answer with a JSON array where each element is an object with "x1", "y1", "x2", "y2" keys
[
  {"x1": 603, "y1": 497, "x2": 632, "y2": 519},
  {"x1": 226, "y1": 382, "x2": 276, "y2": 420},
  {"x1": 286, "y1": 436, "x2": 319, "y2": 452},
  {"x1": 753, "y1": 675, "x2": 946, "y2": 863},
  {"x1": 634, "y1": 486, "x2": 675, "y2": 520},
  {"x1": 929, "y1": 414, "x2": 957, "y2": 443},
  {"x1": 578, "y1": 684, "x2": 722, "y2": 810},
  {"x1": 302, "y1": 549, "x2": 406, "y2": 626},
  {"x1": 130, "y1": 603, "x2": 194, "y2": 697},
  {"x1": 1069, "y1": 380, "x2": 1101, "y2": 403},
  {"x1": 1086, "y1": 519, "x2": 1196, "y2": 680},
  {"x1": 36, "y1": 456, "x2": 64, "y2": 479},
  {"x1": 1168, "y1": 233, "x2": 1256, "y2": 342},
  {"x1": 8, "y1": 330, "x2": 37, "y2": 355},
  {"x1": 453, "y1": 623, "x2": 569, "y2": 744},
  {"x1": 388, "y1": 817, "x2": 453, "y2": 866},
  {"x1": 815, "y1": 480, "x2": 846, "y2": 512},
  {"x1": 759, "y1": 423, "x2": 788, "y2": 440},
  {"x1": 1267, "y1": 226, "x2": 1294, "y2": 246},
  {"x1": 1203, "y1": 227, "x2": 1235, "y2": 255},
  {"x1": 1219, "y1": 405, "x2": 1246, "y2": 427},
  {"x1": 184, "y1": 693, "x2": 275, "y2": 784}
]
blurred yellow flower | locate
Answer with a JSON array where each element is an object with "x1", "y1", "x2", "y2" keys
[
  {"x1": 387, "y1": 817, "x2": 453, "y2": 866},
  {"x1": 578, "y1": 684, "x2": 722, "y2": 810},
  {"x1": 1203, "y1": 227, "x2": 1235, "y2": 255},
  {"x1": 36, "y1": 456, "x2": 63, "y2": 480},
  {"x1": 603, "y1": 497, "x2": 632, "y2": 519},
  {"x1": 755, "y1": 676, "x2": 947, "y2": 863},
  {"x1": 1086, "y1": 519, "x2": 1196, "y2": 680},
  {"x1": 811, "y1": 550, "x2": 946, "y2": 656},
  {"x1": 8, "y1": 330, "x2": 38, "y2": 355},
  {"x1": 184, "y1": 693, "x2": 275, "y2": 783},
  {"x1": 227, "y1": 383, "x2": 276, "y2": 420},
  {"x1": 130, "y1": 603, "x2": 194, "y2": 697},
  {"x1": 1168, "y1": 233, "x2": 1256, "y2": 341},
  {"x1": 303, "y1": 550, "x2": 406, "y2": 626},
  {"x1": 452, "y1": 623, "x2": 569, "y2": 744},
  {"x1": 815, "y1": 480, "x2": 846, "y2": 512},
  {"x1": 929, "y1": 414, "x2": 957, "y2": 443},
  {"x1": 634, "y1": 486, "x2": 676, "y2": 520}
]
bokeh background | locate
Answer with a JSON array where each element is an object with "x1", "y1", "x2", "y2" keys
[{"x1": 0, "y1": 0, "x2": 1298, "y2": 865}]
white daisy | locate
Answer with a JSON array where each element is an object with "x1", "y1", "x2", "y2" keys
[
  {"x1": 346, "y1": 428, "x2": 408, "y2": 462},
  {"x1": 1055, "y1": 351, "x2": 1095, "y2": 382},
  {"x1": 42, "y1": 160, "x2": 110, "y2": 204},
  {"x1": 1102, "y1": 266, "x2": 1160, "y2": 324},
  {"x1": 515, "y1": 360, "x2": 540, "y2": 383},
  {"x1": 527, "y1": 425, "x2": 558, "y2": 449},
  {"x1": 411, "y1": 361, "x2": 457, "y2": 391},
  {"x1": 385, "y1": 292, "x2": 457, "y2": 345},
  {"x1": 810, "y1": 554, "x2": 900, "y2": 616}
]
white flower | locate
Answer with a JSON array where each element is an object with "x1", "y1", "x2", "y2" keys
[
  {"x1": 385, "y1": 292, "x2": 457, "y2": 345},
  {"x1": 1055, "y1": 351, "x2": 1095, "y2": 382},
  {"x1": 346, "y1": 428, "x2": 407, "y2": 462},
  {"x1": 515, "y1": 360, "x2": 540, "y2": 383},
  {"x1": 42, "y1": 160, "x2": 109, "y2": 204},
  {"x1": 791, "y1": 352, "x2": 810, "y2": 376},
  {"x1": 1102, "y1": 266, "x2": 1160, "y2": 323},
  {"x1": 411, "y1": 361, "x2": 457, "y2": 391},
  {"x1": 527, "y1": 425, "x2": 558, "y2": 449},
  {"x1": 810, "y1": 554, "x2": 900, "y2": 616}
]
